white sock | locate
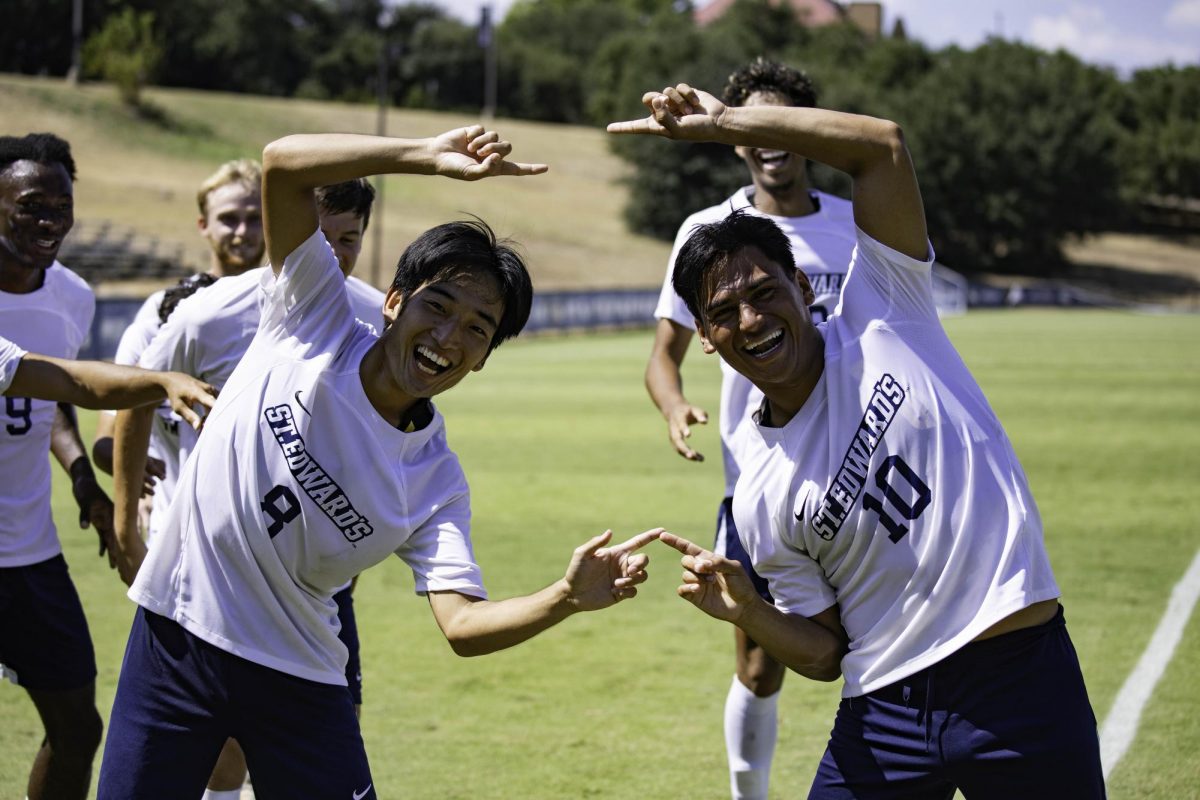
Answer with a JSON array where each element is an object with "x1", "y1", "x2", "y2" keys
[
  {"x1": 201, "y1": 790, "x2": 242, "y2": 800},
  {"x1": 724, "y1": 674, "x2": 779, "y2": 800}
]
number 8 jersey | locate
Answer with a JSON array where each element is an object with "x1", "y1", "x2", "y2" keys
[
  {"x1": 733, "y1": 230, "x2": 1059, "y2": 698},
  {"x1": 129, "y1": 230, "x2": 488, "y2": 686}
]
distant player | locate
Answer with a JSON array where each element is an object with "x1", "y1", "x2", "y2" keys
[
  {"x1": 109, "y1": 177, "x2": 380, "y2": 800},
  {"x1": 0, "y1": 333, "x2": 215, "y2": 420},
  {"x1": 97, "y1": 127, "x2": 659, "y2": 799},
  {"x1": 644, "y1": 58, "x2": 855, "y2": 800},
  {"x1": 1, "y1": 132, "x2": 108, "y2": 800},
  {"x1": 92, "y1": 157, "x2": 266, "y2": 519},
  {"x1": 611, "y1": 86, "x2": 1105, "y2": 797}
]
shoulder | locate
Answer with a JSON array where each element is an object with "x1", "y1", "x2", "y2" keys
[
  {"x1": 46, "y1": 262, "x2": 95, "y2": 307},
  {"x1": 346, "y1": 276, "x2": 386, "y2": 306}
]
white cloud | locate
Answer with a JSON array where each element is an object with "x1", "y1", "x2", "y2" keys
[
  {"x1": 1166, "y1": 0, "x2": 1200, "y2": 26},
  {"x1": 1029, "y1": 4, "x2": 1199, "y2": 70}
]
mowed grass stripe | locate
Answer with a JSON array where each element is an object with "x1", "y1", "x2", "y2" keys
[{"x1": 0, "y1": 309, "x2": 1196, "y2": 798}]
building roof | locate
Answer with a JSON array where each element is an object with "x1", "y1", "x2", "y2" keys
[{"x1": 694, "y1": 0, "x2": 846, "y2": 27}]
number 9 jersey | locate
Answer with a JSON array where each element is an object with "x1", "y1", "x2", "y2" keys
[
  {"x1": 0, "y1": 263, "x2": 94, "y2": 567},
  {"x1": 734, "y1": 229, "x2": 1059, "y2": 698}
]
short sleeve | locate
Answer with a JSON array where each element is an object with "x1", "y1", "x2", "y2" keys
[
  {"x1": 258, "y1": 230, "x2": 354, "y2": 356},
  {"x1": 0, "y1": 335, "x2": 26, "y2": 393},
  {"x1": 755, "y1": 542, "x2": 838, "y2": 619},
  {"x1": 395, "y1": 490, "x2": 487, "y2": 600},
  {"x1": 837, "y1": 228, "x2": 937, "y2": 333},
  {"x1": 114, "y1": 293, "x2": 163, "y2": 367},
  {"x1": 654, "y1": 221, "x2": 700, "y2": 328}
]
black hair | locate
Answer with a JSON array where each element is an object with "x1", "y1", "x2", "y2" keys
[
  {"x1": 723, "y1": 57, "x2": 818, "y2": 109},
  {"x1": 672, "y1": 208, "x2": 796, "y2": 324},
  {"x1": 316, "y1": 179, "x2": 376, "y2": 232},
  {"x1": 158, "y1": 273, "x2": 219, "y2": 324},
  {"x1": 0, "y1": 133, "x2": 77, "y2": 181},
  {"x1": 391, "y1": 218, "x2": 532, "y2": 352}
]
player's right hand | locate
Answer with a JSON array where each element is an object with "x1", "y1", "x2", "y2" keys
[
  {"x1": 666, "y1": 401, "x2": 708, "y2": 461},
  {"x1": 606, "y1": 84, "x2": 728, "y2": 141},
  {"x1": 659, "y1": 531, "x2": 759, "y2": 623}
]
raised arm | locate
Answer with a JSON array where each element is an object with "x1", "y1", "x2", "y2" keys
[
  {"x1": 608, "y1": 85, "x2": 927, "y2": 260},
  {"x1": 262, "y1": 128, "x2": 548, "y2": 272},
  {"x1": 426, "y1": 529, "x2": 660, "y2": 657}
]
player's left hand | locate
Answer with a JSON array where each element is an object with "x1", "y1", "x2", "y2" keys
[
  {"x1": 72, "y1": 475, "x2": 117, "y2": 568},
  {"x1": 606, "y1": 84, "x2": 728, "y2": 141},
  {"x1": 563, "y1": 528, "x2": 662, "y2": 611},
  {"x1": 431, "y1": 125, "x2": 549, "y2": 180}
]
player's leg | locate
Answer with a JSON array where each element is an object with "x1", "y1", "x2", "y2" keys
[
  {"x1": 715, "y1": 499, "x2": 785, "y2": 800},
  {"x1": 203, "y1": 739, "x2": 248, "y2": 800},
  {"x1": 98, "y1": 608, "x2": 230, "y2": 799},
  {"x1": 941, "y1": 606, "x2": 1106, "y2": 799},
  {"x1": 232, "y1": 655, "x2": 374, "y2": 800},
  {"x1": 0, "y1": 556, "x2": 102, "y2": 800}
]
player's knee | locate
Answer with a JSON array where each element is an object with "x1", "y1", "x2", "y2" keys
[
  {"x1": 736, "y1": 646, "x2": 786, "y2": 697},
  {"x1": 47, "y1": 705, "x2": 102, "y2": 762}
]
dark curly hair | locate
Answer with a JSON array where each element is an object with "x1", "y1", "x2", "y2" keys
[
  {"x1": 722, "y1": 57, "x2": 818, "y2": 109},
  {"x1": 0, "y1": 132, "x2": 77, "y2": 180},
  {"x1": 316, "y1": 179, "x2": 376, "y2": 233},
  {"x1": 158, "y1": 273, "x2": 219, "y2": 324}
]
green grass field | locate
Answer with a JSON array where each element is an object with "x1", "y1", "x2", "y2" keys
[{"x1": 1, "y1": 309, "x2": 1197, "y2": 798}]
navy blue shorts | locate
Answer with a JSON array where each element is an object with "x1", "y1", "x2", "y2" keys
[
  {"x1": 0, "y1": 554, "x2": 96, "y2": 690},
  {"x1": 809, "y1": 606, "x2": 1105, "y2": 800},
  {"x1": 98, "y1": 608, "x2": 375, "y2": 800},
  {"x1": 713, "y1": 497, "x2": 772, "y2": 602},
  {"x1": 334, "y1": 585, "x2": 363, "y2": 705}
]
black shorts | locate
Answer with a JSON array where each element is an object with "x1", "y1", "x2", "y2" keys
[
  {"x1": 0, "y1": 554, "x2": 97, "y2": 690},
  {"x1": 333, "y1": 585, "x2": 362, "y2": 705}
]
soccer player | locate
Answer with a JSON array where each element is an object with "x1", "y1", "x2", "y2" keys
[
  {"x1": 610, "y1": 86, "x2": 1105, "y2": 797},
  {"x1": 109, "y1": 177, "x2": 383, "y2": 800},
  {"x1": 0, "y1": 132, "x2": 112, "y2": 800},
  {"x1": 96, "y1": 126, "x2": 659, "y2": 800},
  {"x1": 91, "y1": 157, "x2": 265, "y2": 498},
  {"x1": 644, "y1": 58, "x2": 855, "y2": 800},
  {"x1": 0, "y1": 334, "x2": 216, "y2": 420}
]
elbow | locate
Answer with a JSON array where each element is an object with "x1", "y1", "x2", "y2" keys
[
  {"x1": 445, "y1": 633, "x2": 489, "y2": 658},
  {"x1": 262, "y1": 135, "x2": 308, "y2": 176},
  {"x1": 875, "y1": 120, "x2": 909, "y2": 165}
]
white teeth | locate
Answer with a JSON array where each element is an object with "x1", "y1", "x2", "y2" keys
[
  {"x1": 758, "y1": 150, "x2": 788, "y2": 162},
  {"x1": 37, "y1": 239, "x2": 57, "y2": 248},
  {"x1": 417, "y1": 345, "x2": 450, "y2": 368},
  {"x1": 744, "y1": 329, "x2": 783, "y2": 355}
]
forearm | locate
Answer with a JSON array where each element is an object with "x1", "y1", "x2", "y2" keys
[
  {"x1": 14, "y1": 354, "x2": 168, "y2": 411},
  {"x1": 735, "y1": 600, "x2": 846, "y2": 682},
  {"x1": 50, "y1": 402, "x2": 88, "y2": 471},
  {"x1": 92, "y1": 412, "x2": 116, "y2": 475},
  {"x1": 112, "y1": 406, "x2": 153, "y2": 555},
  {"x1": 263, "y1": 134, "x2": 437, "y2": 191},
  {"x1": 432, "y1": 582, "x2": 578, "y2": 657},
  {"x1": 645, "y1": 318, "x2": 692, "y2": 416}
]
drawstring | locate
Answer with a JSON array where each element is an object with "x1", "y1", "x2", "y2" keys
[{"x1": 924, "y1": 669, "x2": 934, "y2": 752}]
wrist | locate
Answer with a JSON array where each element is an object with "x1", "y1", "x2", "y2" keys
[
  {"x1": 68, "y1": 456, "x2": 96, "y2": 485},
  {"x1": 554, "y1": 578, "x2": 581, "y2": 616}
]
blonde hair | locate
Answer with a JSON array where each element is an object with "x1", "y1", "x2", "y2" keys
[{"x1": 196, "y1": 158, "x2": 262, "y2": 218}]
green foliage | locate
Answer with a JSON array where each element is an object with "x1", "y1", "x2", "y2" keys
[
  {"x1": 82, "y1": 7, "x2": 162, "y2": 107},
  {"x1": 1117, "y1": 65, "x2": 1200, "y2": 201},
  {"x1": 898, "y1": 40, "x2": 1124, "y2": 272}
]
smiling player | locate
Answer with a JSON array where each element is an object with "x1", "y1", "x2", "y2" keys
[{"x1": 96, "y1": 127, "x2": 659, "y2": 800}]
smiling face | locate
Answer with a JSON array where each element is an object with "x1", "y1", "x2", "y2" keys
[
  {"x1": 0, "y1": 160, "x2": 74, "y2": 283},
  {"x1": 198, "y1": 181, "x2": 264, "y2": 276},
  {"x1": 734, "y1": 91, "x2": 810, "y2": 206},
  {"x1": 697, "y1": 246, "x2": 823, "y2": 416},
  {"x1": 319, "y1": 210, "x2": 365, "y2": 278},
  {"x1": 371, "y1": 269, "x2": 505, "y2": 414}
]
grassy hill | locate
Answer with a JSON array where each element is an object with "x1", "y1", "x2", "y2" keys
[{"x1": 0, "y1": 73, "x2": 671, "y2": 293}]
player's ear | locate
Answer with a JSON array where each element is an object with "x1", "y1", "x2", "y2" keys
[
  {"x1": 196, "y1": 214, "x2": 208, "y2": 234},
  {"x1": 794, "y1": 269, "x2": 815, "y2": 307},
  {"x1": 382, "y1": 287, "x2": 404, "y2": 325},
  {"x1": 695, "y1": 318, "x2": 717, "y2": 355}
]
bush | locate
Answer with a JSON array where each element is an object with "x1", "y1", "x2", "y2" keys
[{"x1": 82, "y1": 8, "x2": 162, "y2": 108}]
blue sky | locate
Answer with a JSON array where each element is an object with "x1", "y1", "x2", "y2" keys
[{"x1": 431, "y1": 0, "x2": 1200, "y2": 74}]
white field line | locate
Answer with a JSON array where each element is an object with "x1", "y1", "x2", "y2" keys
[{"x1": 1099, "y1": 547, "x2": 1200, "y2": 780}]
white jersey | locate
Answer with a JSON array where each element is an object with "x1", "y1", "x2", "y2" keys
[
  {"x1": 735, "y1": 229, "x2": 1060, "y2": 697},
  {"x1": 0, "y1": 334, "x2": 26, "y2": 393},
  {"x1": 0, "y1": 264, "x2": 95, "y2": 566},
  {"x1": 137, "y1": 267, "x2": 385, "y2": 534},
  {"x1": 129, "y1": 230, "x2": 485, "y2": 686},
  {"x1": 655, "y1": 188, "x2": 857, "y2": 495}
]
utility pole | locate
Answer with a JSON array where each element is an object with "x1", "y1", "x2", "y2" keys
[
  {"x1": 67, "y1": 0, "x2": 83, "y2": 85},
  {"x1": 480, "y1": 4, "x2": 497, "y2": 121},
  {"x1": 372, "y1": 9, "x2": 396, "y2": 289}
]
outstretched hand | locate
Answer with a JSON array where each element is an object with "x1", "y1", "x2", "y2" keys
[
  {"x1": 563, "y1": 528, "x2": 662, "y2": 611},
  {"x1": 666, "y1": 401, "x2": 708, "y2": 461},
  {"x1": 659, "y1": 531, "x2": 761, "y2": 623},
  {"x1": 606, "y1": 84, "x2": 727, "y2": 141},
  {"x1": 431, "y1": 125, "x2": 549, "y2": 180},
  {"x1": 159, "y1": 372, "x2": 218, "y2": 431}
]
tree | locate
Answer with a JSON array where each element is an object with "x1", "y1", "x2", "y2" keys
[
  {"x1": 82, "y1": 7, "x2": 162, "y2": 108},
  {"x1": 1118, "y1": 65, "x2": 1200, "y2": 203}
]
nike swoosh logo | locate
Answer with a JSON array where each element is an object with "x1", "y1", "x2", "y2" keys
[
  {"x1": 352, "y1": 784, "x2": 372, "y2": 800},
  {"x1": 294, "y1": 389, "x2": 312, "y2": 416}
]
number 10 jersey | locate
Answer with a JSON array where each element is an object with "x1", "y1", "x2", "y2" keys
[{"x1": 734, "y1": 230, "x2": 1059, "y2": 698}]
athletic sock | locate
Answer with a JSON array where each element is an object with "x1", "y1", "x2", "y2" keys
[
  {"x1": 724, "y1": 673, "x2": 780, "y2": 800},
  {"x1": 201, "y1": 790, "x2": 242, "y2": 800}
]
